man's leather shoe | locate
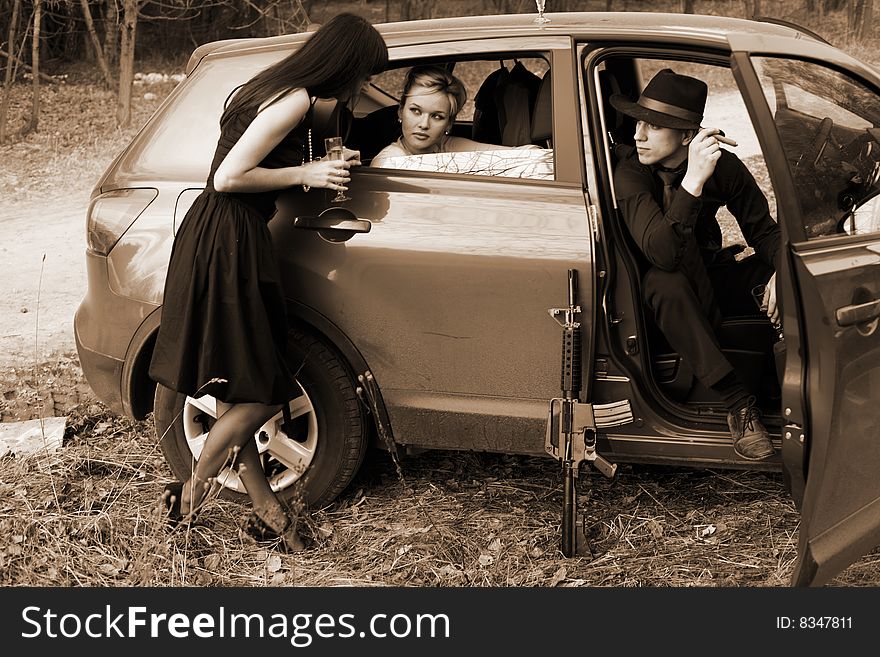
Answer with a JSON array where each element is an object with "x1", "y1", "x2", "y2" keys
[{"x1": 727, "y1": 397, "x2": 775, "y2": 461}]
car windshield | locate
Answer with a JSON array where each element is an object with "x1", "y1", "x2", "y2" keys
[{"x1": 753, "y1": 57, "x2": 880, "y2": 237}]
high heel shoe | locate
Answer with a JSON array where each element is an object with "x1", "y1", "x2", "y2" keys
[
  {"x1": 245, "y1": 505, "x2": 306, "y2": 553},
  {"x1": 161, "y1": 482, "x2": 185, "y2": 526},
  {"x1": 161, "y1": 481, "x2": 205, "y2": 528}
]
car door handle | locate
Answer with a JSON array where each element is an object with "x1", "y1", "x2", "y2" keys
[
  {"x1": 836, "y1": 298, "x2": 880, "y2": 326},
  {"x1": 294, "y1": 207, "x2": 371, "y2": 234},
  {"x1": 293, "y1": 207, "x2": 371, "y2": 243}
]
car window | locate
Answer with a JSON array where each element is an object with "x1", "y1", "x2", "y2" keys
[
  {"x1": 120, "y1": 50, "x2": 285, "y2": 181},
  {"x1": 364, "y1": 56, "x2": 555, "y2": 181},
  {"x1": 752, "y1": 57, "x2": 880, "y2": 238}
]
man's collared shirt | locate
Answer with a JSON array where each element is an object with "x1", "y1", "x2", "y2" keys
[{"x1": 613, "y1": 145, "x2": 780, "y2": 273}]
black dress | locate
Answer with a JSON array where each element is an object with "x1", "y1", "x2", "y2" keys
[{"x1": 148, "y1": 101, "x2": 314, "y2": 405}]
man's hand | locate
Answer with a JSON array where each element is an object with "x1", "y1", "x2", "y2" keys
[
  {"x1": 762, "y1": 271, "x2": 780, "y2": 326},
  {"x1": 681, "y1": 128, "x2": 730, "y2": 198}
]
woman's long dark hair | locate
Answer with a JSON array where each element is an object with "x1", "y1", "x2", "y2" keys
[{"x1": 221, "y1": 13, "x2": 387, "y2": 126}]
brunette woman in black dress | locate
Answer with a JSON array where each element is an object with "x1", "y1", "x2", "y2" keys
[{"x1": 149, "y1": 14, "x2": 388, "y2": 550}]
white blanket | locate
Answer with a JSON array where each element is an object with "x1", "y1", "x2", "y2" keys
[{"x1": 375, "y1": 148, "x2": 554, "y2": 180}]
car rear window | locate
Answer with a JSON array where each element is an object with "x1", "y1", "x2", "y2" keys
[{"x1": 114, "y1": 50, "x2": 286, "y2": 183}]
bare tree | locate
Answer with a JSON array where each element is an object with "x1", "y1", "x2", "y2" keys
[
  {"x1": 116, "y1": 0, "x2": 138, "y2": 127},
  {"x1": 0, "y1": 0, "x2": 22, "y2": 144},
  {"x1": 849, "y1": 0, "x2": 874, "y2": 38},
  {"x1": 80, "y1": 0, "x2": 114, "y2": 88},
  {"x1": 21, "y1": 0, "x2": 41, "y2": 136},
  {"x1": 265, "y1": 0, "x2": 311, "y2": 35},
  {"x1": 103, "y1": 0, "x2": 119, "y2": 66},
  {"x1": 399, "y1": 0, "x2": 418, "y2": 21},
  {"x1": 743, "y1": 0, "x2": 763, "y2": 17}
]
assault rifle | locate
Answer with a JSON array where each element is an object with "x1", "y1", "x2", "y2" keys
[{"x1": 546, "y1": 269, "x2": 618, "y2": 557}]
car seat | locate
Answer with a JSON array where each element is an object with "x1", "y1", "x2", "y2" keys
[
  {"x1": 348, "y1": 104, "x2": 401, "y2": 162},
  {"x1": 530, "y1": 70, "x2": 552, "y2": 147},
  {"x1": 598, "y1": 68, "x2": 635, "y2": 147}
]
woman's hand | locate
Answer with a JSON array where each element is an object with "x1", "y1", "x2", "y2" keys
[{"x1": 300, "y1": 159, "x2": 351, "y2": 191}]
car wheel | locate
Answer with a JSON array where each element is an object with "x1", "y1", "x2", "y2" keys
[{"x1": 154, "y1": 326, "x2": 368, "y2": 509}]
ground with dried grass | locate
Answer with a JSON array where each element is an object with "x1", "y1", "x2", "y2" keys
[
  {"x1": 2, "y1": 21, "x2": 880, "y2": 588},
  {"x1": 4, "y1": 359, "x2": 880, "y2": 587}
]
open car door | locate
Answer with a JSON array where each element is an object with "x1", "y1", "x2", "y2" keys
[{"x1": 734, "y1": 47, "x2": 880, "y2": 586}]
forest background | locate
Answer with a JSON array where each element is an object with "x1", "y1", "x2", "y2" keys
[{"x1": 0, "y1": 0, "x2": 878, "y2": 588}]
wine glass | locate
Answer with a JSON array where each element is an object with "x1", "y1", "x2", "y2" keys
[
  {"x1": 751, "y1": 283, "x2": 783, "y2": 341},
  {"x1": 324, "y1": 136, "x2": 350, "y2": 203},
  {"x1": 534, "y1": 0, "x2": 550, "y2": 24}
]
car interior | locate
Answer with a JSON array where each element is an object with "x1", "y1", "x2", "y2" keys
[
  {"x1": 341, "y1": 55, "x2": 554, "y2": 165},
  {"x1": 593, "y1": 55, "x2": 784, "y2": 421}
]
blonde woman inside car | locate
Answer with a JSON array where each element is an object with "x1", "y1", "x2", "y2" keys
[{"x1": 370, "y1": 65, "x2": 541, "y2": 167}]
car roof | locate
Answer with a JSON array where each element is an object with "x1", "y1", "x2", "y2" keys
[{"x1": 186, "y1": 11, "x2": 815, "y2": 73}]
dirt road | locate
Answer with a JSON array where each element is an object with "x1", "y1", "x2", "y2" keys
[{"x1": 0, "y1": 193, "x2": 89, "y2": 368}]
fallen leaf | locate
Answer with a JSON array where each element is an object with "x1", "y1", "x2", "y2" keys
[
  {"x1": 549, "y1": 565, "x2": 567, "y2": 587},
  {"x1": 488, "y1": 537, "x2": 502, "y2": 552},
  {"x1": 266, "y1": 555, "x2": 282, "y2": 573},
  {"x1": 700, "y1": 524, "x2": 717, "y2": 538},
  {"x1": 438, "y1": 564, "x2": 463, "y2": 579},
  {"x1": 647, "y1": 518, "x2": 664, "y2": 538},
  {"x1": 396, "y1": 544, "x2": 412, "y2": 557},
  {"x1": 316, "y1": 522, "x2": 334, "y2": 539},
  {"x1": 97, "y1": 563, "x2": 119, "y2": 576},
  {"x1": 203, "y1": 554, "x2": 221, "y2": 570},
  {"x1": 529, "y1": 547, "x2": 544, "y2": 558},
  {"x1": 478, "y1": 554, "x2": 494, "y2": 567}
]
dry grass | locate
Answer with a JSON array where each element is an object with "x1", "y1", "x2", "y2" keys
[{"x1": 4, "y1": 355, "x2": 880, "y2": 588}]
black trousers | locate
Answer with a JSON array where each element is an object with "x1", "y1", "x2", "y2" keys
[{"x1": 642, "y1": 249, "x2": 773, "y2": 388}]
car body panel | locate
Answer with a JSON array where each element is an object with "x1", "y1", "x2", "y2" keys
[
  {"x1": 787, "y1": 240, "x2": 880, "y2": 586},
  {"x1": 271, "y1": 169, "x2": 592, "y2": 455}
]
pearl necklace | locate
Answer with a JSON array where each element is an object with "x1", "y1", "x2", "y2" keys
[{"x1": 302, "y1": 127, "x2": 312, "y2": 192}]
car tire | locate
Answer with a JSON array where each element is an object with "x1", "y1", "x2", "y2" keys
[{"x1": 154, "y1": 325, "x2": 368, "y2": 509}]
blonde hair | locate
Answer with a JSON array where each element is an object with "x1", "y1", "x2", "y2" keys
[{"x1": 400, "y1": 65, "x2": 468, "y2": 118}]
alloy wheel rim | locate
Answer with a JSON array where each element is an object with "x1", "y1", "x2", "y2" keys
[{"x1": 181, "y1": 386, "x2": 318, "y2": 494}]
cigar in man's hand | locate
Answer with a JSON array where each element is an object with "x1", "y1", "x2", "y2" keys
[{"x1": 715, "y1": 130, "x2": 738, "y2": 147}]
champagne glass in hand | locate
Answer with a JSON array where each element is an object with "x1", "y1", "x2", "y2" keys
[{"x1": 324, "y1": 136, "x2": 350, "y2": 203}]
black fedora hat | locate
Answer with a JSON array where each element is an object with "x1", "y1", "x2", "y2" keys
[{"x1": 609, "y1": 68, "x2": 707, "y2": 130}]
